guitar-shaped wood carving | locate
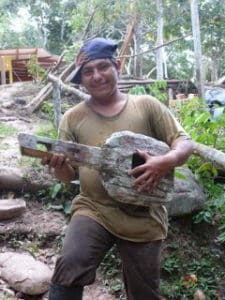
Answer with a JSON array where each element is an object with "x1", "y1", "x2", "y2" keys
[{"x1": 18, "y1": 131, "x2": 174, "y2": 207}]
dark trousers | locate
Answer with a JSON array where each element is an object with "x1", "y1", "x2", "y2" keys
[{"x1": 51, "y1": 215, "x2": 162, "y2": 300}]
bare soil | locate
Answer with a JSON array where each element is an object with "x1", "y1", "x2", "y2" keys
[{"x1": 0, "y1": 82, "x2": 117, "y2": 300}]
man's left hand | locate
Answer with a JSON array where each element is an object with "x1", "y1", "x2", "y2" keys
[{"x1": 128, "y1": 150, "x2": 172, "y2": 193}]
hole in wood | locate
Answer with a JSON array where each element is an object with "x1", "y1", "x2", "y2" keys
[{"x1": 131, "y1": 152, "x2": 145, "y2": 178}]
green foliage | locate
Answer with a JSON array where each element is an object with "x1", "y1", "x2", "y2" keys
[
  {"x1": 129, "y1": 85, "x2": 146, "y2": 95},
  {"x1": 37, "y1": 182, "x2": 79, "y2": 216},
  {"x1": 175, "y1": 100, "x2": 225, "y2": 295},
  {"x1": 193, "y1": 210, "x2": 213, "y2": 224},
  {"x1": 1, "y1": 0, "x2": 224, "y2": 79},
  {"x1": 147, "y1": 80, "x2": 168, "y2": 103},
  {"x1": 129, "y1": 80, "x2": 168, "y2": 103},
  {"x1": 193, "y1": 185, "x2": 225, "y2": 241},
  {"x1": 70, "y1": 0, "x2": 129, "y2": 42},
  {"x1": 34, "y1": 121, "x2": 57, "y2": 139},
  {"x1": 162, "y1": 255, "x2": 181, "y2": 274},
  {"x1": 18, "y1": 156, "x2": 42, "y2": 168},
  {"x1": 41, "y1": 102, "x2": 55, "y2": 123},
  {"x1": 200, "y1": 0, "x2": 225, "y2": 79},
  {"x1": 0, "y1": 123, "x2": 18, "y2": 138},
  {"x1": 161, "y1": 236, "x2": 224, "y2": 299},
  {"x1": 176, "y1": 97, "x2": 225, "y2": 180},
  {"x1": 177, "y1": 96, "x2": 225, "y2": 249},
  {"x1": 100, "y1": 245, "x2": 124, "y2": 296},
  {"x1": 27, "y1": 55, "x2": 47, "y2": 81}
]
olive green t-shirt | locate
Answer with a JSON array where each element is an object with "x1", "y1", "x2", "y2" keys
[{"x1": 58, "y1": 94, "x2": 189, "y2": 242}]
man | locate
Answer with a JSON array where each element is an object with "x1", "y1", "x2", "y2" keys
[{"x1": 45, "y1": 37, "x2": 193, "y2": 300}]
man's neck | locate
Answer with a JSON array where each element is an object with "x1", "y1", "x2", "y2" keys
[{"x1": 88, "y1": 91, "x2": 127, "y2": 117}]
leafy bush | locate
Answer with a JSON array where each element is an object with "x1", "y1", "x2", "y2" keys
[
  {"x1": 127, "y1": 87, "x2": 225, "y2": 298},
  {"x1": 147, "y1": 80, "x2": 168, "y2": 103},
  {"x1": 27, "y1": 55, "x2": 47, "y2": 82},
  {"x1": 129, "y1": 80, "x2": 168, "y2": 103},
  {"x1": 35, "y1": 182, "x2": 79, "y2": 217}
]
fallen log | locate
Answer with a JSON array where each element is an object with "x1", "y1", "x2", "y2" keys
[
  {"x1": 193, "y1": 142, "x2": 225, "y2": 171},
  {"x1": 48, "y1": 73, "x2": 89, "y2": 101},
  {"x1": 215, "y1": 75, "x2": 225, "y2": 86},
  {"x1": 24, "y1": 82, "x2": 53, "y2": 114},
  {"x1": 24, "y1": 61, "x2": 75, "y2": 113},
  {"x1": 0, "y1": 167, "x2": 55, "y2": 192},
  {"x1": 0, "y1": 116, "x2": 31, "y2": 123}
]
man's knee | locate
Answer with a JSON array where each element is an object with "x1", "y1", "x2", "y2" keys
[{"x1": 52, "y1": 248, "x2": 96, "y2": 286}]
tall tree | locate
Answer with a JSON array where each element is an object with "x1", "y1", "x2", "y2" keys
[
  {"x1": 156, "y1": 0, "x2": 164, "y2": 79},
  {"x1": 190, "y1": 0, "x2": 204, "y2": 98},
  {"x1": 200, "y1": 0, "x2": 225, "y2": 81},
  {"x1": 133, "y1": 17, "x2": 143, "y2": 78}
]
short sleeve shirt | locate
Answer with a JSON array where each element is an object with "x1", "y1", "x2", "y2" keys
[{"x1": 58, "y1": 94, "x2": 189, "y2": 242}]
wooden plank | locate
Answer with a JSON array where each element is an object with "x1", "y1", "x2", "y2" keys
[{"x1": 18, "y1": 131, "x2": 174, "y2": 206}]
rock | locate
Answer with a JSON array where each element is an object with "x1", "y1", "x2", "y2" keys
[
  {"x1": 0, "y1": 167, "x2": 24, "y2": 190},
  {"x1": 101, "y1": 131, "x2": 174, "y2": 206},
  {"x1": 0, "y1": 252, "x2": 53, "y2": 295},
  {"x1": 166, "y1": 166, "x2": 206, "y2": 217},
  {"x1": 0, "y1": 199, "x2": 26, "y2": 220},
  {"x1": 194, "y1": 289, "x2": 206, "y2": 300},
  {"x1": 0, "y1": 166, "x2": 55, "y2": 192}
]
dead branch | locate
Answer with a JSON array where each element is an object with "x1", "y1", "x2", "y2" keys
[
  {"x1": 0, "y1": 116, "x2": 31, "y2": 123},
  {"x1": 44, "y1": 49, "x2": 67, "y2": 80},
  {"x1": 215, "y1": 75, "x2": 225, "y2": 86},
  {"x1": 48, "y1": 73, "x2": 89, "y2": 101},
  {"x1": 193, "y1": 142, "x2": 225, "y2": 171},
  {"x1": 119, "y1": 1, "x2": 137, "y2": 73},
  {"x1": 81, "y1": 6, "x2": 99, "y2": 41},
  {"x1": 119, "y1": 33, "x2": 192, "y2": 59}
]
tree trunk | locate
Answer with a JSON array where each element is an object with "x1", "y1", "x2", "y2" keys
[
  {"x1": 190, "y1": 0, "x2": 204, "y2": 99},
  {"x1": 133, "y1": 18, "x2": 142, "y2": 78},
  {"x1": 0, "y1": 167, "x2": 55, "y2": 192},
  {"x1": 156, "y1": 0, "x2": 164, "y2": 80},
  {"x1": 52, "y1": 81, "x2": 61, "y2": 130},
  {"x1": 211, "y1": 57, "x2": 219, "y2": 82}
]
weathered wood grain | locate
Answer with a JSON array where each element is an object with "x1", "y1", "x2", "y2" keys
[{"x1": 18, "y1": 131, "x2": 174, "y2": 206}]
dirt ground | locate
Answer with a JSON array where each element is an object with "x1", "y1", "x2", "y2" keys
[{"x1": 0, "y1": 82, "x2": 117, "y2": 300}]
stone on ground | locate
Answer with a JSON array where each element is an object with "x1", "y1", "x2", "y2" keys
[
  {"x1": 0, "y1": 251, "x2": 52, "y2": 295},
  {"x1": 0, "y1": 198, "x2": 26, "y2": 220}
]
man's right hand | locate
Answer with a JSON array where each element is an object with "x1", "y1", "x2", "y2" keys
[{"x1": 42, "y1": 153, "x2": 76, "y2": 184}]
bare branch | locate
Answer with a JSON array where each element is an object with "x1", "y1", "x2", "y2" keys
[{"x1": 119, "y1": 33, "x2": 192, "y2": 59}]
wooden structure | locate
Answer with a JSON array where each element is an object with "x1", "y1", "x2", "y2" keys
[
  {"x1": 118, "y1": 78, "x2": 198, "y2": 99},
  {"x1": 0, "y1": 48, "x2": 63, "y2": 84}
]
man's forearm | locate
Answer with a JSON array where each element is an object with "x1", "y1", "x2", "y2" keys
[{"x1": 166, "y1": 139, "x2": 194, "y2": 168}]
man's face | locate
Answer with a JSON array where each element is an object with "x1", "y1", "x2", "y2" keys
[{"x1": 80, "y1": 58, "x2": 120, "y2": 99}]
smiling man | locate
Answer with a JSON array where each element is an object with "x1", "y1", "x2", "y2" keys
[{"x1": 46, "y1": 37, "x2": 193, "y2": 300}]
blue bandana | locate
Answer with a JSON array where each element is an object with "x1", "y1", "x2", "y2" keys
[{"x1": 70, "y1": 38, "x2": 118, "y2": 84}]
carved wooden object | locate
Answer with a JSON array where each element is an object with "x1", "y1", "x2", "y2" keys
[{"x1": 18, "y1": 131, "x2": 174, "y2": 206}]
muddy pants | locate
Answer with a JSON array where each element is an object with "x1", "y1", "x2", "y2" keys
[{"x1": 51, "y1": 215, "x2": 162, "y2": 300}]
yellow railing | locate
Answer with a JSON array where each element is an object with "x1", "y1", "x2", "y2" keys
[{"x1": 0, "y1": 55, "x2": 13, "y2": 84}]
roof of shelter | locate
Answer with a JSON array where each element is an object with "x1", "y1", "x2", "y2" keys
[{"x1": 0, "y1": 48, "x2": 57, "y2": 60}]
